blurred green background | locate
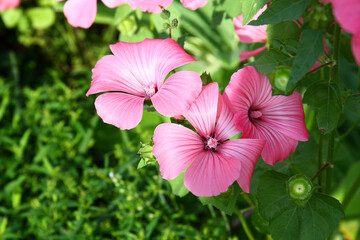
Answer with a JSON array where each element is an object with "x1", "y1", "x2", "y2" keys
[{"x1": 1, "y1": 0, "x2": 360, "y2": 239}]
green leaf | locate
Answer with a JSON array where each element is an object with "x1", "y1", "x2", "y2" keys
[
  {"x1": 1, "y1": 8, "x2": 22, "y2": 28},
  {"x1": 345, "y1": 95, "x2": 360, "y2": 116},
  {"x1": 137, "y1": 142, "x2": 157, "y2": 169},
  {"x1": 199, "y1": 183, "x2": 241, "y2": 215},
  {"x1": 267, "y1": 21, "x2": 300, "y2": 47},
  {"x1": 222, "y1": 0, "x2": 243, "y2": 18},
  {"x1": 200, "y1": 71, "x2": 213, "y2": 86},
  {"x1": 247, "y1": 49, "x2": 292, "y2": 74},
  {"x1": 26, "y1": 7, "x2": 55, "y2": 29},
  {"x1": 250, "y1": 0, "x2": 309, "y2": 26},
  {"x1": 169, "y1": 170, "x2": 189, "y2": 197},
  {"x1": 303, "y1": 81, "x2": 342, "y2": 134},
  {"x1": 242, "y1": 0, "x2": 269, "y2": 25},
  {"x1": 257, "y1": 171, "x2": 344, "y2": 240},
  {"x1": 287, "y1": 29, "x2": 324, "y2": 91}
]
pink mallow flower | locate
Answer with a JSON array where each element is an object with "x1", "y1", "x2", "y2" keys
[
  {"x1": 233, "y1": 5, "x2": 267, "y2": 62},
  {"x1": 86, "y1": 38, "x2": 202, "y2": 130},
  {"x1": 153, "y1": 82, "x2": 265, "y2": 196},
  {"x1": 224, "y1": 66, "x2": 309, "y2": 166},
  {"x1": 329, "y1": 0, "x2": 360, "y2": 65},
  {"x1": 59, "y1": 0, "x2": 128, "y2": 28},
  {"x1": 0, "y1": 0, "x2": 20, "y2": 11}
]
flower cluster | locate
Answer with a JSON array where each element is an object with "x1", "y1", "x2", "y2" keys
[{"x1": 87, "y1": 38, "x2": 309, "y2": 197}]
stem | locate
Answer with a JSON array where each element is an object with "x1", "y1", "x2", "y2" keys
[
  {"x1": 235, "y1": 209, "x2": 255, "y2": 240},
  {"x1": 358, "y1": 66, "x2": 360, "y2": 91},
  {"x1": 324, "y1": 23, "x2": 341, "y2": 194},
  {"x1": 339, "y1": 118, "x2": 360, "y2": 140},
  {"x1": 330, "y1": 23, "x2": 341, "y2": 85},
  {"x1": 352, "y1": 93, "x2": 360, "y2": 97},
  {"x1": 307, "y1": 61, "x2": 334, "y2": 75},
  {"x1": 325, "y1": 133, "x2": 335, "y2": 193},
  {"x1": 318, "y1": 133, "x2": 323, "y2": 190},
  {"x1": 342, "y1": 173, "x2": 360, "y2": 210},
  {"x1": 311, "y1": 162, "x2": 332, "y2": 182}
]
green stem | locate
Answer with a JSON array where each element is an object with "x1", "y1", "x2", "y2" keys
[
  {"x1": 325, "y1": 133, "x2": 335, "y2": 193},
  {"x1": 324, "y1": 23, "x2": 341, "y2": 194},
  {"x1": 342, "y1": 173, "x2": 360, "y2": 210},
  {"x1": 330, "y1": 23, "x2": 341, "y2": 85},
  {"x1": 235, "y1": 209, "x2": 255, "y2": 240},
  {"x1": 339, "y1": 118, "x2": 360, "y2": 140},
  {"x1": 318, "y1": 133, "x2": 323, "y2": 190}
]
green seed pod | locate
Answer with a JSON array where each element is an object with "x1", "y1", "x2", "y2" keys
[
  {"x1": 286, "y1": 174, "x2": 314, "y2": 207},
  {"x1": 160, "y1": 10, "x2": 171, "y2": 19},
  {"x1": 163, "y1": 23, "x2": 171, "y2": 29},
  {"x1": 171, "y1": 18, "x2": 178, "y2": 28}
]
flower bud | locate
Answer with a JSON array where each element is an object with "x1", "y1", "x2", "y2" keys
[
  {"x1": 163, "y1": 23, "x2": 171, "y2": 29},
  {"x1": 286, "y1": 174, "x2": 314, "y2": 207},
  {"x1": 171, "y1": 18, "x2": 178, "y2": 29},
  {"x1": 160, "y1": 10, "x2": 171, "y2": 19}
]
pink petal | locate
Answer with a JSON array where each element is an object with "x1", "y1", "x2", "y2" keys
[
  {"x1": 184, "y1": 151, "x2": 242, "y2": 196},
  {"x1": 109, "y1": 38, "x2": 196, "y2": 90},
  {"x1": 151, "y1": 71, "x2": 202, "y2": 116},
  {"x1": 255, "y1": 122, "x2": 299, "y2": 165},
  {"x1": 153, "y1": 123, "x2": 204, "y2": 180},
  {"x1": 331, "y1": 0, "x2": 360, "y2": 35},
  {"x1": 64, "y1": 0, "x2": 97, "y2": 28},
  {"x1": 180, "y1": 0, "x2": 208, "y2": 10},
  {"x1": 224, "y1": 66, "x2": 272, "y2": 115},
  {"x1": 0, "y1": 0, "x2": 20, "y2": 11},
  {"x1": 184, "y1": 82, "x2": 219, "y2": 138},
  {"x1": 214, "y1": 95, "x2": 240, "y2": 141},
  {"x1": 261, "y1": 92, "x2": 309, "y2": 141},
  {"x1": 352, "y1": 34, "x2": 360, "y2": 65},
  {"x1": 94, "y1": 92, "x2": 144, "y2": 130},
  {"x1": 239, "y1": 45, "x2": 267, "y2": 62},
  {"x1": 233, "y1": 6, "x2": 267, "y2": 44},
  {"x1": 218, "y1": 139, "x2": 265, "y2": 193},
  {"x1": 129, "y1": 0, "x2": 173, "y2": 13},
  {"x1": 87, "y1": 55, "x2": 145, "y2": 97},
  {"x1": 101, "y1": 0, "x2": 128, "y2": 8}
]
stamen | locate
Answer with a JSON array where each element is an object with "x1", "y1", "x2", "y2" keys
[
  {"x1": 144, "y1": 85, "x2": 156, "y2": 99},
  {"x1": 205, "y1": 137, "x2": 218, "y2": 151},
  {"x1": 250, "y1": 110, "x2": 262, "y2": 119}
]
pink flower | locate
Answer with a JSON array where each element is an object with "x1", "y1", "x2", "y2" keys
[
  {"x1": 0, "y1": 0, "x2": 20, "y2": 11},
  {"x1": 180, "y1": 0, "x2": 208, "y2": 10},
  {"x1": 224, "y1": 66, "x2": 309, "y2": 166},
  {"x1": 86, "y1": 38, "x2": 202, "y2": 130},
  {"x1": 330, "y1": 0, "x2": 360, "y2": 65},
  {"x1": 233, "y1": 6, "x2": 267, "y2": 62},
  {"x1": 153, "y1": 82, "x2": 265, "y2": 196},
  {"x1": 61, "y1": 0, "x2": 127, "y2": 28}
]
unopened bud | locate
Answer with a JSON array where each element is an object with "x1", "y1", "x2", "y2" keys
[
  {"x1": 171, "y1": 18, "x2": 178, "y2": 28},
  {"x1": 163, "y1": 23, "x2": 171, "y2": 29},
  {"x1": 160, "y1": 10, "x2": 171, "y2": 19},
  {"x1": 287, "y1": 174, "x2": 314, "y2": 207}
]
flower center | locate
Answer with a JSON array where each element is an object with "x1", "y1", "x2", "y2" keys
[
  {"x1": 144, "y1": 85, "x2": 156, "y2": 99},
  {"x1": 205, "y1": 137, "x2": 218, "y2": 151},
  {"x1": 248, "y1": 109, "x2": 262, "y2": 122}
]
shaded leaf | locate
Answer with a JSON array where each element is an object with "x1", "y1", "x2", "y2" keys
[
  {"x1": 267, "y1": 21, "x2": 300, "y2": 47},
  {"x1": 250, "y1": 0, "x2": 309, "y2": 26},
  {"x1": 303, "y1": 81, "x2": 342, "y2": 134},
  {"x1": 199, "y1": 183, "x2": 241, "y2": 215},
  {"x1": 242, "y1": 0, "x2": 269, "y2": 25},
  {"x1": 257, "y1": 171, "x2": 344, "y2": 240},
  {"x1": 247, "y1": 49, "x2": 292, "y2": 74},
  {"x1": 287, "y1": 29, "x2": 324, "y2": 91}
]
